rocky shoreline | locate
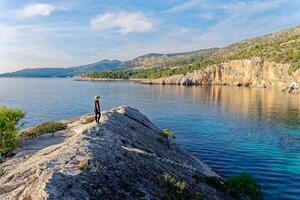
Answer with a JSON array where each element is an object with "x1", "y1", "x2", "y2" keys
[
  {"x1": 0, "y1": 106, "x2": 233, "y2": 200},
  {"x1": 136, "y1": 58, "x2": 300, "y2": 93},
  {"x1": 75, "y1": 58, "x2": 300, "y2": 94},
  {"x1": 74, "y1": 76, "x2": 129, "y2": 82}
]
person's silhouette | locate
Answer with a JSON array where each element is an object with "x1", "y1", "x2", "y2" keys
[{"x1": 94, "y1": 96, "x2": 101, "y2": 123}]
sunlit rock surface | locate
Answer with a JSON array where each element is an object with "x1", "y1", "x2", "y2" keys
[
  {"x1": 0, "y1": 106, "x2": 232, "y2": 200},
  {"x1": 138, "y1": 58, "x2": 300, "y2": 91}
]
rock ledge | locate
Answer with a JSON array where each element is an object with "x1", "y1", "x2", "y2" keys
[{"x1": 0, "y1": 106, "x2": 232, "y2": 200}]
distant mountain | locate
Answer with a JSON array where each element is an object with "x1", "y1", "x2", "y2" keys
[
  {"x1": 0, "y1": 48, "x2": 219, "y2": 78},
  {"x1": 0, "y1": 59, "x2": 123, "y2": 78},
  {"x1": 3, "y1": 24, "x2": 300, "y2": 78}
]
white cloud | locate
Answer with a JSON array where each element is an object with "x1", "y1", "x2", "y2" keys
[
  {"x1": 192, "y1": 0, "x2": 299, "y2": 48},
  {"x1": 90, "y1": 11, "x2": 153, "y2": 33},
  {"x1": 165, "y1": 0, "x2": 201, "y2": 13},
  {"x1": 16, "y1": 3, "x2": 57, "y2": 18},
  {"x1": 1, "y1": 0, "x2": 298, "y2": 73},
  {"x1": 100, "y1": 0, "x2": 299, "y2": 60}
]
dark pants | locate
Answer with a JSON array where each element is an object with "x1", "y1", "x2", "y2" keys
[{"x1": 95, "y1": 112, "x2": 101, "y2": 123}]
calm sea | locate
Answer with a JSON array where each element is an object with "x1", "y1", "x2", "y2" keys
[{"x1": 0, "y1": 78, "x2": 300, "y2": 200}]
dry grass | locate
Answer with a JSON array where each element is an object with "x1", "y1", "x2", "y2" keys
[
  {"x1": 77, "y1": 160, "x2": 89, "y2": 170},
  {"x1": 20, "y1": 121, "x2": 67, "y2": 138},
  {"x1": 0, "y1": 167, "x2": 5, "y2": 177},
  {"x1": 81, "y1": 115, "x2": 95, "y2": 124},
  {"x1": 162, "y1": 173, "x2": 204, "y2": 200}
]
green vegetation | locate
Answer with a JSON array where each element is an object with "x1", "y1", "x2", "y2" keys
[
  {"x1": 224, "y1": 172, "x2": 263, "y2": 200},
  {"x1": 192, "y1": 173, "x2": 263, "y2": 199},
  {"x1": 228, "y1": 35, "x2": 300, "y2": 73},
  {"x1": 156, "y1": 137, "x2": 165, "y2": 143},
  {"x1": 289, "y1": 60, "x2": 300, "y2": 74},
  {"x1": 160, "y1": 129, "x2": 176, "y2": 149},
  {"x1": 0, "y1": 154, "x2": 4, "y2": 163},
  {"x1": 21, "y1": 121, "x2": 67, "y2": 138},
  {"x1": 0, "y1": 106, "x2": 24, "y2": 155},
  {"x1": 0, "y1": 167, "x2": 5, "y2": 177},
  {"x1": 77, "y1": 160, "x2": 89, "y2": 170},
  {"x1": 86, "y1": 59, "x2": 217, "y2": 79},
  {"x1": 162, "y1": 173, "x2": 204, "y2": 200},
  {"x1": 84, "y1": 26, "x2": 300, "y2": 79}
]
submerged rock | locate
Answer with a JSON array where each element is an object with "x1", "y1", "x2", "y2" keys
[
  {"x1": 0, "y1": 106, "x2": 232, "y2": 200},
  {"x1": 282, "y1": 81, "x2": 300, "y2": 94}
]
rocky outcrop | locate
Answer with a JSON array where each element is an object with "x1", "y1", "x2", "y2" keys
[
  {"x1": 282, "y1": 81, "x2": 300, "y2": 94},
  {"x1": 74, "y1": 76, "x2": 127, "y2": 81},
  {"x1": 137, "y1": 58, "x2": 300, "y2": 90},
  {"x1": 0, "y1": 106, "x2": 232, "y2": 200}
]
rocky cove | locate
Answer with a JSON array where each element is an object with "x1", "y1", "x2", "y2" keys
[
  {"x1": 0, "y1": 106, "x2": 237, "y2": 200},
  {"x1": 74, "y1": 58, "x2": 300, "y2": 94},
  {"x1": 134, "y1": 58, "x2": 300, "y2": 93}
]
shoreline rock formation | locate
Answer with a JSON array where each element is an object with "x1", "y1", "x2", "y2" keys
[
  {"x1": 136, "y1": 58, "x2": 300, "y2": 92},
  {"x1": 74, "y1": 76, "x2": 129, "y2": 82},
  {"x1": 75, "y1": 58, "x2": 300, "y2": 94},
  {"x1": 0, "y1": 106, "x2": 232, "y2": 200}
]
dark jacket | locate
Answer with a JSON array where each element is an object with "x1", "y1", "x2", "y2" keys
[{"x1": 94, "y1": 100, "x2": 100, "y2": 113}]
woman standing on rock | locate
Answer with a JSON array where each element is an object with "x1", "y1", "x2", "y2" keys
[{"x1": 94, "y1": 96, "x2": 101, "y2": 123}]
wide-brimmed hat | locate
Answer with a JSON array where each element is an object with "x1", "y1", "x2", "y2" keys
[{"x1": 95, "y1": 96, "x2": 100, "y2": 100}]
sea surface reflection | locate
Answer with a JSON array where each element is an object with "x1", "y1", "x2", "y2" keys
[{"x1": 0, "y1": 78, "x2": 299, "y2": 200}]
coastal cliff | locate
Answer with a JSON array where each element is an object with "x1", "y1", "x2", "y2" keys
[
  {"x1": 137, "y1": 58, "x2": 300, "y2": 92},
  {"x1": 0, "y1": 106, "x2": 232, "y2": 200},
  {"x1": 76, "y1": 25, "x2": 300, "y2": 94}
]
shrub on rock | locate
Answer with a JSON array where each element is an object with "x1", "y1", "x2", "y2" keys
[
  {"x1": 21, "y1": 121, "x2": 67, "y2": 138},
  {"x1": 77, "y1": 160, "x2": 89, "y2": 170},
  {"x1": 0, "y1": 106, "x2": 24, "y2": 154},
  {"x1": 225, "y1": 172, "x2": 263, "y2": 200},
  {"x1": 160, "y1": 129, "x2": 176, "y2": 149}
]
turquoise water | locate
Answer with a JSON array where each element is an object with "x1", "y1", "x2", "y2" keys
[{"x1": 0, "y1": 78, "x2": 300, "y2": 199}]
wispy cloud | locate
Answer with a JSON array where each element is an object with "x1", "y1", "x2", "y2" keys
[
  {"x1": 15, "y1": 3, "x2": 58, "y2": 18},
  {"x1": 90, "y1": 11, "x2": 154, "y2": 34},
  {"x1": 0, "y1": 0, "x2": 299, "y2": 73},
  {"x1": 219, "y1": 0, "x2": 288, "y2": 13},
  {"x1": 192, "y1": 0, "x2": 299, "y2": 48},
  {"x1": 198, "y1": 12, "x2": 215, "y2": 20},
  {"x1": 165, "y1": 0, "x2": 201, "y2": 13}
]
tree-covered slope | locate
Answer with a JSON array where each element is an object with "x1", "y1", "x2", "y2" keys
[{"x1": 85, "y1": 25, "x2": 300, "y2": 79}]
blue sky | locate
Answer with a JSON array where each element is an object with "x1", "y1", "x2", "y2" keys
[{"x1": 0, "y1": 0, "x2": 300, "y2": 73}]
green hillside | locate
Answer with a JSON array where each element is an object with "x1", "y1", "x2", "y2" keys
[{"x1": 86, "y1": 25, "x2": 300, "y2": 79}]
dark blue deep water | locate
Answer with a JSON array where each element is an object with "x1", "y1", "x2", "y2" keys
[{"x1": 1, "y1": 78, "x2": 300, "y2": 200}]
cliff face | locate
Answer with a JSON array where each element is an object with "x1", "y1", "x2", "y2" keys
[
  {"x1": 0, "y1": 106, "x2": 232, "y2": 200},
  {"x1": 137, "y1": 58, "x2": 300, "y2": 91}
]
